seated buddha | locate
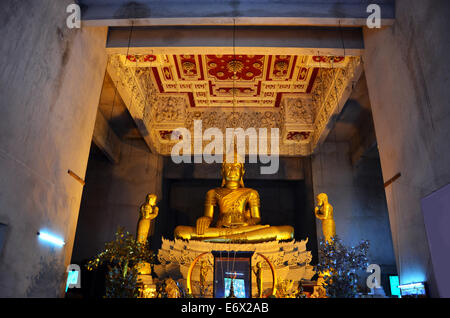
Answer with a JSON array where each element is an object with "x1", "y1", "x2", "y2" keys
[{"x1": 174, "y1": 152, "x2": 294, "y2": 243}]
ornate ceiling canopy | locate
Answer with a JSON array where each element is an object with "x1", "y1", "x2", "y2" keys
[{"x1": 107, "y1": 53, "x2": 362, "y2": 156}]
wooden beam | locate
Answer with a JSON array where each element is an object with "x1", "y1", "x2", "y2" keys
[
  {"x1": 67, "y1": 170, "x2": 86, "y2": 186},
  {"x1": 384, "y1": 173, "x2": 401, "y2": 188}
]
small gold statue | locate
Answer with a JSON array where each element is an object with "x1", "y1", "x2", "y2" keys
[
  {"x1": 165, "y1": 278, "x2": 181, "y2": 298},
  {"x1": 174, "y1": 151, "x2": 293, "y2": 243},
  {"x1": 137, "y1": 194, "x2": 159, "y2": 244},
  {"x1": 135, "y1": 194, "x2": 159, "y2": 276},
  {"x1": 310, "y1": 275, "x2": 327, "y2": 298},
  {"x1": 314, "y1": 193, "x2": 335, "y2": 243},
  {"x1": 199, "y1": 260, "x2": 210, "y2": 297},
  {"x1": 276, "y1": 279, "x2": 295, "y2": 298},
  {"x1": 156, "y1": 278, "x2": 181, "y2": 298},
  {"x1": 252, "y1": 261, "x2": 263, "y2": 298}
]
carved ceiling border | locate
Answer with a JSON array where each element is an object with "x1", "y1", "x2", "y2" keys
[
  {"x1": 310, "y1": 57, "x2": 363, "y2": 148},
  {"x1": 106, "y1": 55, "x2": 361, "y2": 157}
]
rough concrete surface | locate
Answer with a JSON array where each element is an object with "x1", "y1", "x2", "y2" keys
[{"x1": 0, "y1": 1, "x2": 107, "y2": 297}]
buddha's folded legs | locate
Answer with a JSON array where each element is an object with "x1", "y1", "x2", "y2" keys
[
  {"x1": 205, "y1": 225, "x2": 294, "y2": 243},
  {"x1": 174, "y1": 224, "x2": 294, "y2": 243},
  {"x1": 174, "y1": 224, "x2": 271, "y2": 241}
]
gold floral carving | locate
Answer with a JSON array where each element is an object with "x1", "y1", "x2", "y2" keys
[{"x1": 106, "y1": 54, "x2": 361, "y2": 156}]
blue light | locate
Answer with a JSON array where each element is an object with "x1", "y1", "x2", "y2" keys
[
  {"x1": 389, "y1": 275, "x2": 401, "y2": 298},
  {"x1": 224, "y1": 278, "x2": 246, "y2": 298},
  {"x1": 38, "y1": 231, "x2": 65, "y2": 247},
  {"x1": 398, "y1": 281, "x2": 426, "y2": 297},
  {"x1": 398, "y1": 282, "x2": 425, "y2": 289}
]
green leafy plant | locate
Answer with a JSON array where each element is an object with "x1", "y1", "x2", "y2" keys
[
  {"x1": 315, "y1": 235, "x2": 369, "y2": 298},
  {"x1": 86, "y1": 227, "x2": 156, "y2": 298}
]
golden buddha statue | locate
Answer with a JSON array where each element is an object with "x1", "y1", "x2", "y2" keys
[
  {"x1": 136, "y1": 194, "x2": 159, "y2": 276},
  {"x1": 174, "y1": 152, "x2": 294, "y2": 243},
  {"x1": 136, "y1": 194, "x2": 159, "y2": 244},
  {"x1": 252, "y1": 261, "x2": 263, "y2": 298},
  {"x1": 314, "y1": 193, "x2": 335, "y2": 243}
]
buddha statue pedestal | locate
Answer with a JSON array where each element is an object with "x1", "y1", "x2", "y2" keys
[
  {"x1": 137, "y1": 273, "x2": 157, "y2": 298},
  {"x1": 155, "y1": 237, "x2": 315, "y2": 298}
]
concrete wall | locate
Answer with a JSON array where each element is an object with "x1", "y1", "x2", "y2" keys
[
  {"x1": 312, "y1": 141, "x2": 397, "y2": 290},
  {"x1": 0, "y1": 1, "x2": 107, "y2": 297},
  {"x1": 71, "y1": 139, "x2": 163, "y2": 264},
  {"x1": 363, "y1": 0, "x2": 450, "y2": 296}
]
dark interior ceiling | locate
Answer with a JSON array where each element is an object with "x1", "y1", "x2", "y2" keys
[
  {"x1": 326, "y1": 72, "x2": 379, "y2": 162},
  {"x1": 331, "y1": 72, "x2": 373, "y2": 142},
  {"x1": 98, "y1": 73, "x2": 142, "y2": 140}
]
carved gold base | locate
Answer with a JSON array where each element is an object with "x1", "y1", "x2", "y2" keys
[
  {"x1": 136, "y1": 262, "x2": 152, "y2": 275},
  {"x1": 138, "y1": 274, "x2": 156, "y2": 298},
  {"x1": 155, "y1": 238, "x2": 315, "y2": 298}
]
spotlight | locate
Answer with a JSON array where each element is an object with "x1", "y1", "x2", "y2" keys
[{"x1": 37, "y1": 231, "x2": 65, "y2": 247}]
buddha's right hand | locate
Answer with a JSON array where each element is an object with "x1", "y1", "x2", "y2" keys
[{"x1": 196, "y1": 216, "x2": 212, "y2": 235}]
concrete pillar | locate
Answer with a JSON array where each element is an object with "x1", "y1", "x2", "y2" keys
[
  {"x1": 363, "y1": 0, "x2": 450, "y2": 296},
  {"x1": 0, "y1": 1, "x2": 107, "y2": 296}
]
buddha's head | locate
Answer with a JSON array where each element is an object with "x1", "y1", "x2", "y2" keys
[
  {"x1": 221, "y1": 149, "x2": 245, "y2": 187},
  {"x1": 316, "y1": 193, "x2": 328, "y2": 207},
  {"x1": 146, "y1": 194, "x2": 157, "y2": 206}
]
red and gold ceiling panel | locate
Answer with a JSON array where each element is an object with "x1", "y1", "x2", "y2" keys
[
  {"x1": 206, "y1": 55, "x2": 264, "y2": 81},
  {"x1": 122, "y1": 54, "x2": 350, "y2": 109},
  {"x1": 109, "y1": 54, "x2": 362, "y2": 156}
]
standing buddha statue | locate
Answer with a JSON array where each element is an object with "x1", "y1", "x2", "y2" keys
[
  {"x1": 314, "y1": 193, "x2": 335, "y2": 243},
  {"x1": 136, "y1": 194, "x2": 158, "y2": 276},
  {"x1": 136, "y1": 194, "x2": 159, "y2": 244},
  {"x1": 252, "y1": 261, "x2": 263, "y2": 298}
]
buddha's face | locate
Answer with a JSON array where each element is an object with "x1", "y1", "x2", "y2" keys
[
  {"x1": 316, "y1": 194, "x2": 328, "y2": 207},
  {"x1": 316, "y1": 196, "x2": 323, "y2": 207},
  {"x1": 222, "y1": 162, "x2": 244, "y2": 183},
  {"x1": 146, "y1": 194, "x2": 157, "y2": 205}
]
